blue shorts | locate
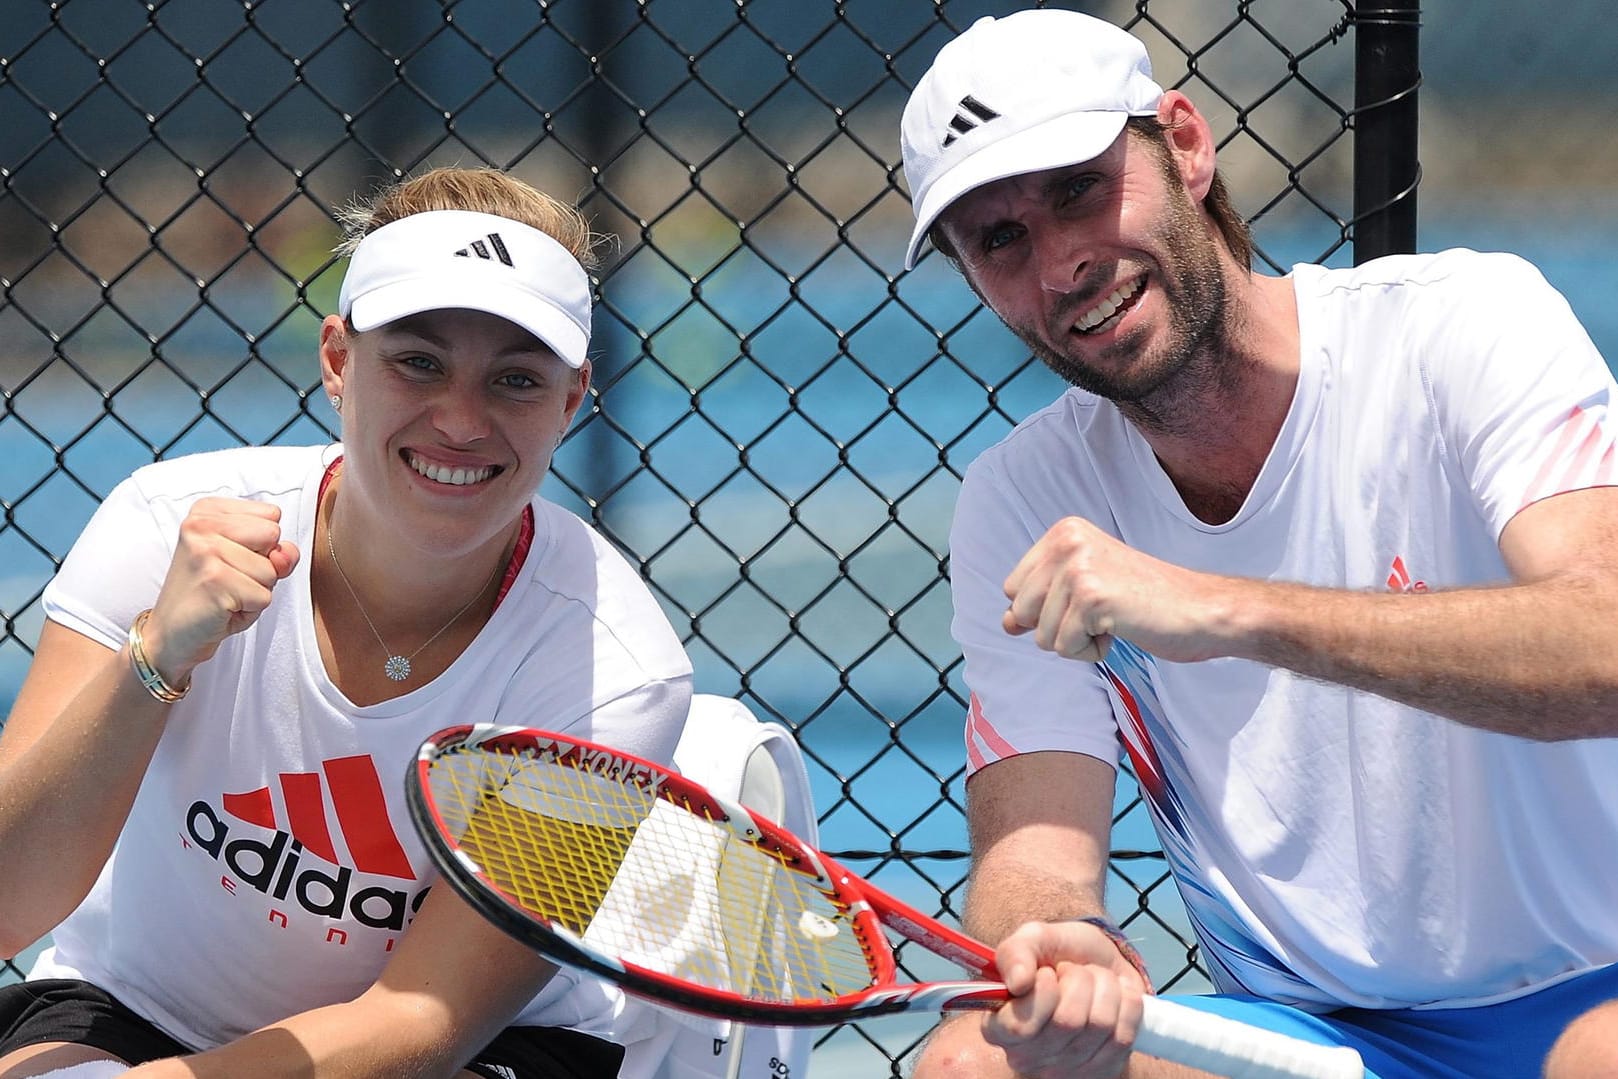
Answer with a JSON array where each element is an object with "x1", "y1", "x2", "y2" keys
[{"x1": 1170, "y1": 964, "x2": 1618, "y2": 1079}]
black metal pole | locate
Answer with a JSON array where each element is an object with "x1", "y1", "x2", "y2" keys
[
  {"x1": 1352, "y1": 0, "x2": 1421, "y2": 263},
  {"x1": 574, "y1": 3, "x2": 629, "y2": 532}
]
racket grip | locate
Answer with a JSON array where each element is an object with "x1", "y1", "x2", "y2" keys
[{"x1": 1136, "y1": 996, "x2": 1365, "y2": 1079}]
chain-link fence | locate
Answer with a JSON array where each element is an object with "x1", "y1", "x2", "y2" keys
[{"x1": 2, "y1": 2, "x2": 1613, "y2": 1075}]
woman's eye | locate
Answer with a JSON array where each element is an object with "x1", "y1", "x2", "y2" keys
[{"x1": 498, "y1": 371, "x2": 541, "y2": 390}]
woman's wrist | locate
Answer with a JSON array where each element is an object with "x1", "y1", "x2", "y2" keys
[{"x1": 128, "y1": 608, "x2": 192, "y2": 703}]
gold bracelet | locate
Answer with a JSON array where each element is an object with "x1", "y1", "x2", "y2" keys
[{"x1": 128, "y1": 608, "x2": 190, "y2": 703}]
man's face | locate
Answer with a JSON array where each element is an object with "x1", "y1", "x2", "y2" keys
[{"x1": 934, "y1": 130, "x2": 1227, "y2": 404}]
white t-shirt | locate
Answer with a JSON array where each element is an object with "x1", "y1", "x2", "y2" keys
[
  {"x1": 949, "y1": 249, "x2": 1618, "y2": 1011},
  {"x1": 33, "y1": 443, "x2": 694, "y2": 1049}
]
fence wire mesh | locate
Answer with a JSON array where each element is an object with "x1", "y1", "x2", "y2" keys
[{"x1": 6, "y1": 1, "x2": 1602, "y2": 1075}]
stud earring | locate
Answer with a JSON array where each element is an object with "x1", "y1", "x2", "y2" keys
[{"x1": 330, "y1": 394, "x2": 342, "y2": 411}]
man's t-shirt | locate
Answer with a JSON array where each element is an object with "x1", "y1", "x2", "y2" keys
[{"x1": 950, "y1": 249, "x2": 1618, "y2": 1010}]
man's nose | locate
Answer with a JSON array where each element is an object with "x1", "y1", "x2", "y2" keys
[{"x1": 1034, "y1": 228, "x2": 1088, "y2": 295}]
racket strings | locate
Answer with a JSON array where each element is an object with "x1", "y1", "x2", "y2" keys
[
  {"x1": 430, "y1": 745, "x2": 880, "y2": 1005},
  {"x1": 432, "y1": 747, "x2": 642, "y2": 933}
]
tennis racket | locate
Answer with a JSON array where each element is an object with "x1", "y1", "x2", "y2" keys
[{"x1": 406, "y1": 724, "x2": 1365, "y2": 1079}]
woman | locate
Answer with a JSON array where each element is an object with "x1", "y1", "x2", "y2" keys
[{"x1": 0, "y1": 167, "x2": 694, "y2": 1077}]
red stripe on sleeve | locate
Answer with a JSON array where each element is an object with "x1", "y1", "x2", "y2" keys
[
  {"x1": 968, "y1": 692, "x2": 1019, "y2": 758},
  {"x1": 1523, "y1": 405, "x2": 1591, "y2": 508}
]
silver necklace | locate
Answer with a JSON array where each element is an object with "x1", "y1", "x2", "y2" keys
[{"x1": 325, "y1": 514, "x2": 503, "y2": 682}]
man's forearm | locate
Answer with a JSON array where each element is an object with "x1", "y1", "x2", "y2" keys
[{"x1": 1227, "y1": 571, "x2": 1618, "y2": 740}]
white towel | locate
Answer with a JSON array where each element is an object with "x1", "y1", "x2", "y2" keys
[
  {"x1": 617, "y1": 693, "x2": 821, "y2": 1079},
  {"x1": 36, "y1": 1062, "x2": 130, "y2": 1078}
]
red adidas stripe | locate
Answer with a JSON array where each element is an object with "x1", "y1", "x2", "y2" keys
[{"x1": 325, "y1": 755, "x2": 414, "y2": 879}]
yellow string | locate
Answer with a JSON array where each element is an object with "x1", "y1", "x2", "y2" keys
[{"x1": 430, "y1": 742, "x2": 876, "y2": 1003}]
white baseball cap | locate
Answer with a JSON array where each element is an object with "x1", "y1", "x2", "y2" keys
[
  {"x1": 900, "y1": 10, "x2": 1165, "y2": 269},
  {"x1": 337, "y1": 209, "x2": 593, "y2": 368}
]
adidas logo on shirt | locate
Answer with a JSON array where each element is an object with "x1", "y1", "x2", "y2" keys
[
  {"x1": 1386, "y1": 555, "x2": 1428, "y2": 594},
  {"x1": 183, "y1": 755, "x2": 430, "y2": 939}
]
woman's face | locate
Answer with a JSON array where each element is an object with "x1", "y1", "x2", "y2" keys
[{"x1": 319, "y1": 307, "x2": 589, "y2": 557}]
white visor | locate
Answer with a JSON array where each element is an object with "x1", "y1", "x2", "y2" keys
[{"x1": 338, "y1": 209, "x2": 592, "y2": 368}]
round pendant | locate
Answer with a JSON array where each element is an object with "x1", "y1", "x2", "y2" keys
[{"x1": 383, "y1": 655, "x2": 412, "y2": 681}]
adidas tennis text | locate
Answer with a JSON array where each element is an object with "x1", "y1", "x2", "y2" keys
[{"x1": 185, "y1": 801, "x2": 431, "y2": 931}]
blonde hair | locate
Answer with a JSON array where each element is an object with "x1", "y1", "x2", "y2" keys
[{"x1": 334, "y1": 167, "x2": 610, "y2": 271}]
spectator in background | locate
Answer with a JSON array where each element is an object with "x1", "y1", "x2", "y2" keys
[{"x1": 898, "y1": 10, "x2": 1618, "y2": 1079}]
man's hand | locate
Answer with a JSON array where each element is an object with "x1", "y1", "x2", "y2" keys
[
  {"x1": 1002, "y1": 516, "x2": 1232, "y2": 663},
  {"x1": 982, "y1": 920, "x2": 1150, "y2": 1079}
]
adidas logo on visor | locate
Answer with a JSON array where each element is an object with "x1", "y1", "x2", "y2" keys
[
  {"x1": 943, "y1": 95, "x2": 1002, "y2": 147},
  {"x1": 454, "y1": 232, "x2": 513, "y2": 267}
]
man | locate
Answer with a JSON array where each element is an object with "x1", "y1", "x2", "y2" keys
[{"x1": 898, "y1": 10, "x2": 1618, "y2": 1079}]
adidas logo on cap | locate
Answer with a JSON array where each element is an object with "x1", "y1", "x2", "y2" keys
[
  {"x1": 943, "y1": 95, "x2": 1002, "y2": 147},
  {"x1": 899, "y1": 10, "x2": 1165, "y2": 269},
  {"x1": 454, "y1": 232, "x2": 514, "y2": 267}
]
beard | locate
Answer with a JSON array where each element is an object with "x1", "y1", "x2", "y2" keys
[{"x1": 1010, "y1": 189, "x2": 1231, "y2": 414}]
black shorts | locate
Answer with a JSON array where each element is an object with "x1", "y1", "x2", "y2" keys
[{"x1": 0, "y1": 979, "x2": 625, "y2": 1078}]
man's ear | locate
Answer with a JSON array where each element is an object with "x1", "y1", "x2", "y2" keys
[
  {"x1": 1156, "y1": 90, "x2": 1217, "y2": 202},
  {"x1": 318, "y1": 314, "x2": 351, "y2": 401}
]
